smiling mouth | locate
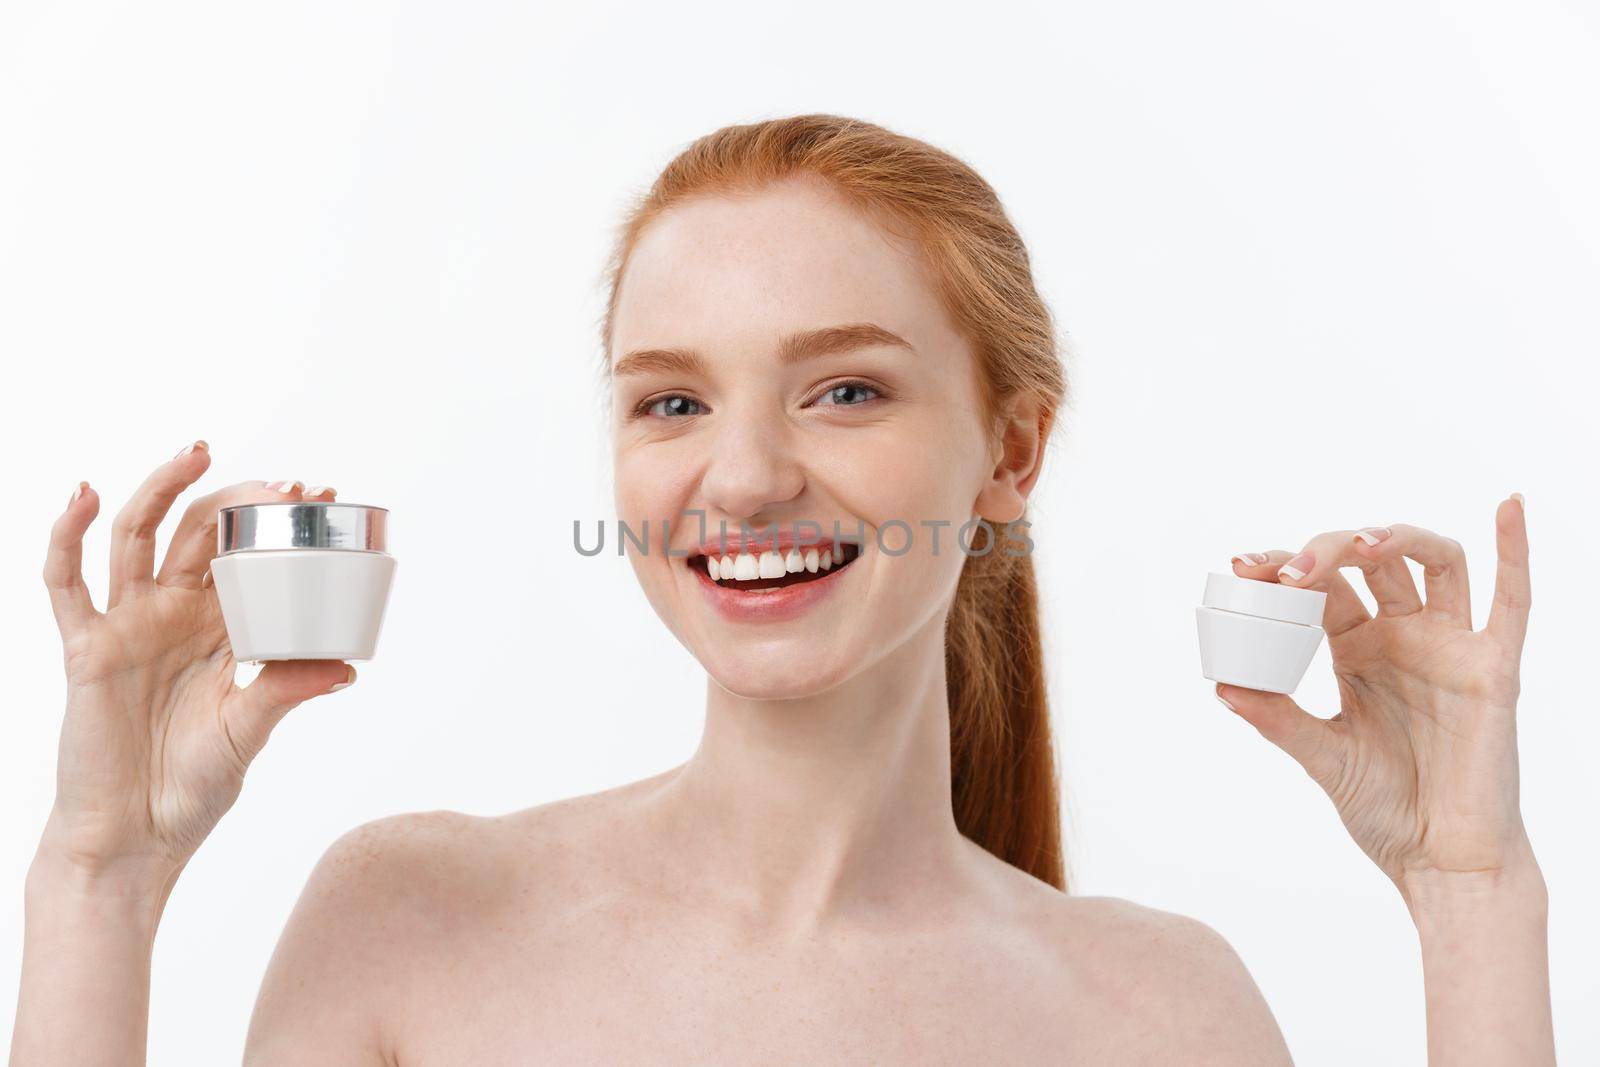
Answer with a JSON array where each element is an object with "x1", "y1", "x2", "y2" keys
[{"x1": 691, "y1": 543, "x2": 862, "y2": 591}]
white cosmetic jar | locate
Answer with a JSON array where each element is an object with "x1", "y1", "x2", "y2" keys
[
  {"x1": 208, "y1": 501, "x2": 397, "y2": 664},
  {"x1": 1195, "y1": 571, "x2": 1327, "y2": 694}
]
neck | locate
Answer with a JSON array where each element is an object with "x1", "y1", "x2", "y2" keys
[{"x1": 645, "y1": 609, "x2": 974, "y2": 933}]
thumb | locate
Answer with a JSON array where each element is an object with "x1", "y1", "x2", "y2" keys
[
  {"x1": 224, "y1": 660, "x2": 356, "y2": 764},
  {"x1": 1215, "y1": 682, "x2": 1344, "y2": 789}
]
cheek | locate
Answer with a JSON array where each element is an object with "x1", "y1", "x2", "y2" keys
[
  {"x1": 613, "y1": 445, "x2": 703, "y2": 605},
  {"x1": 821, "y1": 413, "x2": 989, "y2": 531},
  {"x1": 613, "y1": 443, "x2": 697, "y2": 539},
  {"x1": 818, "y1": 418, "x2": 989, "y2": 625}
]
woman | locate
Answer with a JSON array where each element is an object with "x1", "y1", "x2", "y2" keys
[{"x1": 13, "y1": 114, "x2": 1553, "y2": 1064}]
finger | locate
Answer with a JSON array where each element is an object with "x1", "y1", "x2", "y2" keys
[
  {"x1": 107, "y1": 440, "x2": 213, "y2": 610},
  {"x1": 221, "y1": 661, "x2": 357, "y2": 766},
  {"x1": 1485, "y1": 493, "x2": 1531, "y2": 654},
  {"x1": 157, "y1": 479, "x2": 322, "y2": 589},
  {"x1": 1276, "y1": 529, "x2": 1425, "y2": 621},
  {"x1": 1231, "y1": 549, "x2": 1371, "y2": 637},
  {"x1": 1352, "y1": 522, "x2": 1471, "y2": 629},
  {"x1": 43, "y1": 480, "x2": 103, "y2": 640},
  {"x1": 1215, "y1": 682, "x2": 1347, "y2": 791}
]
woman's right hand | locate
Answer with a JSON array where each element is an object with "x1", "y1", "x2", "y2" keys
[{"x1": 36, "y1": 441, "x2": 356, "y2": 890}]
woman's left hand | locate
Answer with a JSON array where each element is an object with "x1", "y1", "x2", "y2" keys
[{"x1": 1216, "y1": 495, "x2": 1538, "y2": 903}]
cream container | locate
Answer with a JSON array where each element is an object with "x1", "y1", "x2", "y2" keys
[
  {"x1": 209, "y1": 501, "x2": 396, "y2": 664},
  {"x1": 1195, "y1": 571, "x2": 1327, "y2": 694}
]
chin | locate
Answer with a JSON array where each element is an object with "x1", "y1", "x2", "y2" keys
[{"x1": 700, "y1": 645, "x2": 861, "y2": 702}]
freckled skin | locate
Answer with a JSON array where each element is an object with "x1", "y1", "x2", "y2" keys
[
  {"x1": 610, "y1": 175, "x2": 995, "y2": 698},
  {"x1": 248, "y1": 793, "x2": 1287, "y2": 1065},
  {"x1": 243, "y1": 175, "x2": 1290, "y2": 1065}
]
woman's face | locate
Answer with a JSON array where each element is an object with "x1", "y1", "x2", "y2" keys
[{"x1": 609, "y1": 174, "x2": 1012, "y2": 700}]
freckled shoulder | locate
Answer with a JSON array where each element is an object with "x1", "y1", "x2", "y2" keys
[
  {"x1": 1034, "y1": 893, "x2": 1295, "y2": 1065},
  {"x1": 494, "y1": 769, "x2": 679, "y2": 878},
  {"x1": 244, "y1": 809, "x2": 512, "y2": 1063},
  {"x1": 245, "y1": 780, "x2": 666, "y2": 1064}
]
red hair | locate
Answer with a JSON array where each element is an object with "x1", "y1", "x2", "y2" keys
[{"x1": 598, "y1": 114, "x2": 1070, "y2": 889}]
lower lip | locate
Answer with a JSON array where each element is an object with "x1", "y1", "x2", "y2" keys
[{"x1": 692, "y1": 556, "x2": 855, "y2": 623}]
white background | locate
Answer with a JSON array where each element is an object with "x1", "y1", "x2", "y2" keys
[{"x1": 3, "y1": 2, "x2": 1596, "y2": 1062}]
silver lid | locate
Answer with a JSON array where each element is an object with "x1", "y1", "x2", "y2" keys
[{"x1": 217, "y1": 502, "x2": 389, "y2": 555}]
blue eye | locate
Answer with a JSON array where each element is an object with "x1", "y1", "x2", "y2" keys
[
  {"x1": 646, "y1": 395, "x2": 702, "y2": 417},
  {"x1": 814, "y1": 382, "x2": 880, "y2": 406}
]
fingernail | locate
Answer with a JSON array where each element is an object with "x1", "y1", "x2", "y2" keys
[
  {"x1": 304, "y1": 485, "x2": 334, "y2": 497},
  {"x1": 327, "y1": 665, "x2": 357, "y2": 692},
  {"x1": 69, "y1": 480, "x2": 88, "y2": 505},
  {"x1": 1511, "y1": 492, "x2": 1524, "y2": 510},
  {"x1": 1354, "y1": 526, "x2": 1392, "y2": 547},
  {"x1": 1278, "y1": 552, "x2": 1314, "y2": 582},
  {"x1": 267, "y1": 480, "x2": 304, "y2": 494},
  {"x1": 1230, "y1": 551, "x2": 1269, "y2": 567},
  {"x1": 173, "y1": 439, "x2": 208, "y2": 460},
  {"x1": 1215, "y1": 687, "x2": 1237, "y2": 712}
]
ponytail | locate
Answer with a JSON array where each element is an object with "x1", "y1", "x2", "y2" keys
[{"x1": 946, "y1": 522, "x2": 1065, "y2": 889}]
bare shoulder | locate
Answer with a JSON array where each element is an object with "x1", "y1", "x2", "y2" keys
[
  {"x1": 288, "y1": 768, "x2": 669, "y2": 917},
  {"x1": 1036, "y1": 891, "x2": 1294, "y2": 1065},
  {"x1": 290, "y1": 808, "x2": 518, "y2": 919},
  {"x1": 269, "y1": 773, "x2": 662, "y2": 938},
  {"x1": 244, "y1": 777, "x2": 663, "y2": 1064},
  {"x1": 243, "y1": 809, "x2": 509, "y2": 1063}
]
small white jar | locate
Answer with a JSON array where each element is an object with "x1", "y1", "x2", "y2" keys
[
  {"x1": 209, "y1": 501, "x2": 397, "y2": 664},
  {"x1": 1195, "y1": 571, "x2": 1327, "y2": 694}
]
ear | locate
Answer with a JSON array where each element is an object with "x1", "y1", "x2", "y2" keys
[{"x1": 974, "y1": 393, "x2": 1053, "y2": 524}]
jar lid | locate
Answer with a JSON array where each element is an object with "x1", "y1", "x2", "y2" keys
[
  {"x1": 1200, "y1": 571, "x2": 1325, "y2": 627},
  {"x1": 217, "y1": 501, "x2": 389, "y2": 555}
]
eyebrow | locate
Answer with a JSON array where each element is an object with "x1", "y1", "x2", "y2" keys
[{"x1": 611, "y1": 322, "x2": 915, "y2": 378}]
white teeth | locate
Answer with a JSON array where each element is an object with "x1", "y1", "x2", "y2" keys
[{"x1": 709, "y1": 543, "x2": 848, "y2": 585}]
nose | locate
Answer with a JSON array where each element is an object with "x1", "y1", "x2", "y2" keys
[{"x1": 699, "y1": 404, "x2": 806, "y2": 522}]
